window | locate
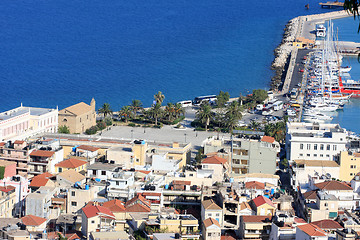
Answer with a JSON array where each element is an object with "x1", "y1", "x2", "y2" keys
[
  {"x1": 216, "y1": 213, "x2": 220, "y2": 216},
  {"x1": 333, "y1": 145, "x2": 337, "y2": 151},
  {"x1": 327, "y1": 145, "x2": 330, "y2": 150},
  {"x1": 203, "y1": 165, "x2": 208, "y2": 169},
  {"x1": 189, "y1": 174, "x2": 194, "y2": 177},
  {"x1": 314, "y1": 144, "x2": 318, "y2": 150},
  {"x1": 80, "y1": 118, "x2": 81, "y2": 122},
  {"x1": 91, "y1": 220, "x2": 95, "y2": 224},
  {"x1": 92, "y1": 170, "x2": 96, "y2": 175},
  {"x1": 307, "y1": 144, "x2": 311, "y2": 150},
  {"x1": 326, "y1": 154, "x2": 330, "y2": 158},
  {"x1": 71, "y1": 201, "x2": 77, "y2": 206},
  {"x1": 300, "y1": 144, "x2": 304, "y2": 150},
  {"x1": 320, "y1": 154, "x2": 323, "y2": 157},
  {"x1": 314, "y1": 154, "x2": 317, "y2": 157},
  {"x1": 351, "y1": 173, "x2": 354, "y2": 176},
  {"x1": 208, "y1": 233, "x2": 212, "y2": 237},
  {"x1": 71, "y1": 191, "x2": 75, "y2": 197},
  {"x1": 299, "y1": 154, "x2": 303, "y2": 157},
  {"x1": 59, "y1": 168, "x2": 62, "y2": 173},
  {"x1": 116, "y1": 181, "x2": 119, "y2": 186},
  {"x1": 320, "y1": 144, "x2": 324, "y2": 150},
  {"x1": 307, "y1": 154, "x2": 310, "y2": 157},
  {"x1": 101, "y1": 171, "x2": 106, "y2": 175},
  {"x1": 208, "y1": 213, "x2": 212, "y2": 217}
]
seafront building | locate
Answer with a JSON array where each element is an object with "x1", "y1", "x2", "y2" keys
[
  {"x1": 58, "y1": 98, "x2": 96, "y2": 134},
  {"x1": 286, "y1": 122, "x2": 347, "y2": 162},
  {"x1": 0, "y1": 104, "x2": 58, "y2": 141}
]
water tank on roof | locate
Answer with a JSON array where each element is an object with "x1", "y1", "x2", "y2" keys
[
  {"x1": 264, "y1": 194, "x2": 270, "y2": 199},
  {"x1": 85, "y1": 185, "x2": 89, "y2": 190},
  {"x1": 94, "y1": 178, "x2": 101, "y2": 182},
  {"x1": 165, "y1": 184, "x2": 169, "y2": 190},
  {"x1": 271, "y1": 188, "x2": 275, "y2": 195},
  {"x1": 141, "y1": 140, "x2": 146, "y2": 145},
  {"x1": 229, "y1": 178, "x2": 234, "y2": 183}
]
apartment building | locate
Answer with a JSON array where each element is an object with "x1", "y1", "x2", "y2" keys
[
  {"x1": 106, "y1": 171, "x2": 135, "y2": 200},
  {"x1": 286, "y1": 122, "x2": 347, "y2": 161},
  {"x1": 0, "y1": 186, "x2": 16, "y2": 218},
  {"x1": 0, "y1": 105, "x2": 58, "y2": 141},
  {"x1": 0, "y1": 141, "x2": 33, "y2": 176},
  {"x1": 337, "y1": 151, "x2": 360, "y2": 181}
]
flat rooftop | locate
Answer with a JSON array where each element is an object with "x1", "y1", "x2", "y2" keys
[{"x1": 0, "y1": 106, "x2": 56, "y2": 121}]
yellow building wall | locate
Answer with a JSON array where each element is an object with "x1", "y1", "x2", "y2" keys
[
  {"x1": 256, "y1": 204, "x2": 275, "y2": 216},
  {"x1": 339, "y1": 151, "x2": 360, "y2": 181}
]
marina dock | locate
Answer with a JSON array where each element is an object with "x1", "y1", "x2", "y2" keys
[{"x1": 319, "y1": 1, "x2": 344, "y2": 8}]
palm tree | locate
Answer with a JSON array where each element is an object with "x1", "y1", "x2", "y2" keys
[
  {"x1": 98, "y1": 103, "x2": 112, "y2": 118},
  {"x1": 165, "y1": 103, "x2": 175, "y2": 121},
  {"x1": 174, "y1": 103, "x2": 185, "y2": 119},
  {"x1": 224, "y1": 101, "x2": 242, "y2": 133},
  {"x1": 249, "y1": 120, "x2": 260, "y2": 130},
  {"x1": 130, "y1": 99, "x2": 143, "y2": 118},
  {"x1": 148, "y1": 103, "x2": 163, "y2": 125},
  {"x1": 119, "y1": 105, "x2": 132, "y2": 123},
  {"x1": 196, "y1": 102, "x2": 214, "y2": 131},
  {"x1": 154, "y1": 91, "x2": 165, "y2": 105}
]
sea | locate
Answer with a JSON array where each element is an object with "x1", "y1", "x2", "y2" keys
[{"x1": 0, "y1": 0, "x2": 359, "y2": 131}]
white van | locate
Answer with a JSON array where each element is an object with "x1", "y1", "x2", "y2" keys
[{"x1": 177, "y1": 100, "x2": 192, "y2": 107}]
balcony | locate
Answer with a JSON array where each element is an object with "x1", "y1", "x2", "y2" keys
[{"x1": 29, "y1": 161, "x2": 48, "y2": 166}]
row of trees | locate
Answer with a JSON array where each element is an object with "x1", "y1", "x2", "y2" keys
[{"x1": 97, "y1": 91, "x2": 185, "y2": 126}]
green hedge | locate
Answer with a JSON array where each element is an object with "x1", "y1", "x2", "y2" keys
[{"x1": 0, "y1": 166, "x2": 5, "y2": 180}]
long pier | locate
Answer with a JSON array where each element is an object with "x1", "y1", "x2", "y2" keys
[{"x1": 319, "y1": 1, "x2": 344, "y2": 8}]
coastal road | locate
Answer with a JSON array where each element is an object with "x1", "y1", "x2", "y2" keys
[{"x1": 289, "y1": 49, "x2": 312, "y2": 92}]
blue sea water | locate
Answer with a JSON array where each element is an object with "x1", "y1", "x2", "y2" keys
[{"x1": 0, "y1": 0, "x2": 335, "y2": 111}]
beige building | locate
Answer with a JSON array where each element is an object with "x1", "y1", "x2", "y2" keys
[
  {"x1": 58, "y1": 98, "x2": 96, "y2": 134},
  {"x1": 0, "y1": 186, "x2": 16, "y2": 218},
  {"x1": 202, "y1": 218, "x2": 221, "y2": 240},
  {"x1": 250, "y1": 196, "x2": 276, "y2": 216},
  {"x1": 201, "y1": 199, "x2": 223, "y2": 226},
  {"x1": 338, "y1": 151, "x2": 360, "y2": 182},
  {"x1": 240, "y1": 215, "x2": 272, "y2": 239}
]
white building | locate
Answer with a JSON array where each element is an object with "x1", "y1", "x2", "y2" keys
[
  {"x1": 87, "y1": 163, "x2": 122, "y2": 182},
  {"x1": 106, "y1": 171, "x2": 135, "y2": 200},
  {"x1": 25, "y1": 186, "x2": 58, "y2": 219},
  {"x1": 151, "y1": 153, "x2": 181, "y2": 173},
  {"x1": 286, "y1": 122, "x2": 347, "y2": 162},
  {"x1": 0, "y1": 105, "x2": 58, "y2": 141}
]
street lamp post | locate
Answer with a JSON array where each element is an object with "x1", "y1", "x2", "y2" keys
[
  {"x1": 131, "y1": 129, "x2": 134, "y2": 139},
  {"x1": 184, "y1": 133, "x2": 187, "y2": 143}
]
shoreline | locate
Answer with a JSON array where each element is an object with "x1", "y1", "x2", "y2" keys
[{"x1": 270, "y1": 10, "x2": 351, "y2": 93}]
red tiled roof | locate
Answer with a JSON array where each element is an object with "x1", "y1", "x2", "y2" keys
[
  {"x1": 303, "y1": 190, "x2": 317, "y2": 200},
  {"x1": 102, "y1": 199, "x2": 126, "y2": 213},
  {"x1": 0, "y1": 186, "x2": 15, "y2": 193},
  {"x1": 82, "y1": 205, "x2": 115, "y2": 219},
  {"x1": 242, "y1": 215, "x2": 271, "y2": 223},
  {"x1": 245, "y1": 181, "x2": 265, "y2": 190},
  {"x1": 312, "y1": 219, "x2": 343, "y2": 229},
  {"x1": 55, "y1": 158, "x2": 87, "y2": 169},
  {"x1": 125, "y1": 194, "x2": 151, "y2": 208},
  {"x1": 221, "y1": 236, "x2": 236, "y2": 240},
  {"x1": 202, "y1": 155, "x2": 227, "y2": 165},
  {"x1": 203, "y1": 218, "x2": 220, "y2": 228},
  {"x1": 315, "y1": 181, "x2": 353, "y2": 191},
  {"x1": 136, "y1": 170, "x2": 151, "y2": 174},
  {"x1": 21, "y1": 215, "x2": 47, "y2": 226},
  {"x1": 261, "y1": 136, "x2": 275, "y2": 143},
  {"x1": 141, "y1": 192, "x2": 161, "y2": 197},
  {"x1": 294, "y1": 217, "x2": 307, "y2": 224},
  {"x1": 66, "y1": 233, "x2": 81, "y2": 240},
  {"x1": 297, "y1": 223, "x2": 327, "y2": 237},
  {"x1": 126, "y1": 203, "x2": 151, "y2": 212},
  {"x1": 252, "y1": 195, "x2": 275, "y2": 208},
  {"x1": 173, "y1": 180, "x2": 191, "y2": 185},
  {"x1": 30, "y1": 150, "x2": 55, "y2": 158},
  {"x1": 77, "y1": 145, "x2": 99, "y2": 152},
  {"x1": 0, "y1": 142, "x2": 5, "y2": 146},
  {"x1": 29, "y1": 172, "x2": 53, "y2": 187},
  {"x1": 14, "y1": 140, "x2": 25, "y2": 144}
]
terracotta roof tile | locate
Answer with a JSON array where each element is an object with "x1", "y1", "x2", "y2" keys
[
  {"x1": 30, "y1": 150, "x2": 55, "y2": 158},
  {"x1": 240, "y1": 202, "x2": 252, "y2": 211},
  {"x1": 294, "y1": 160, "x2": 339, "y2": 167},
  {"x1": 221, "y1": 236, "x2": 236, "y2": 240},
  {"x1": 125, "y1": 194, "x2": 151, "y2": 208},
  {"x1": 315, "y1": 181, "x2": 353, "y2": 191},
  {"x1": 297, "y1": 223, "x2": 327, "y2": 237},
  {"x1": 242, "y1": 215, "x2": 271, "y2": 223},
  {"x1": 294, "y1": 217, "x2": 307, "y2": 224},
  {"x1": 261, "y1": 136, "x2": 275, "y2": 143},
  {"x1": 21, "y1": 215, "x2": 47, "y2": 226},
  {"x1": 13, "y1": 140, "x2": 25, "y2": 144},
  {"x1": 126, "y1": 203, "x2": 151, "y2": 212},
  {"x1": 29, "y1": 172, "x2": 53, "y2": 187},
  {"x1": 77, "y1": 145, "x2": 99, "y2": 152},
  {"x1": 59, "y1": 102, "x2": 93, "y2": 116},
  {"x1": 202, "y1": 155, "x2": 227, "y2": 165},
  {"x1": 203, "y1": 218, "x2": 220, "y2": 228},
  {"x1": 312, "y1": 219, "x2": 342, "y2": 229},
  {"x1": 303, "y1": 190, "x2": 318, "y2": 200},
  {"x1": 252, "y1": 195, "x2": 275, "y2": 208},
  {"x1": 0, "y1": 186, "x2": 15, "y2": 193},
  {"x1": 82, "y1": 205, "x2": 115, "y2": 219},
  {"x1": 55, "y1": 158, "x2": 87, "y2": 169},
  {"x1": 202, "y1": 199, "x2": 222, "y2": 210},
  {"x1": 58, "y1": 169, "x2": 85, "y2": 183},
  {"x1": 245, "y1": 181, "x2": 265, "y2": 190},
  {"x1": 102, "y1": 199, "x2": 126, "y2": 213},
  {"x1": 173, "y1": 180, "x2": 191, "y2": 185}
]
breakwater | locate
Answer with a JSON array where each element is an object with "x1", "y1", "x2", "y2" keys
[{"x1": 270, "y1": 10, "x2": 350, "y2": 92}]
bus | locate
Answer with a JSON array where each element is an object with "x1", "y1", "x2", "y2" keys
[
  {"x1": 177, "y1": 100, "x2": 193, "y2": 108},
  {"x1": 193, "y1": 95, "x2": 217, "y2": 105},
  {"x1": 273, "y1": 100, "x2": 284, "y2": 111}
]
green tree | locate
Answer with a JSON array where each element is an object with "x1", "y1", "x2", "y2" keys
[
  {"x1": 174, "y1": 103, "x2": 185, "y2": 119},
  {"x1": 224, "y1": 101, "x2": 242, "y2": 133},
  {"x1": 281, "y1": 158, "x2": 289, "y2": 168},
  {"x1": 98, "y1": 103, "x2": 112, "y2": 118},
  {"x1": 154, "y1": 91, "x2": 165, "y2": 105},
  {"x1": 148, "y1": 103, "x2": 163, "y2": 125},
  {"x1": 58, "y1": 125, "x2": 70, "y2": 134},
  {"x1": 165, "y1": 103, "x2": 175, "y2": 121},
  {"x1": 249, "y1": 120, "x2": 261, "y2": 130},
  {"x1": 119, "y1": 105, "x2": 132, "y2": 123},
  {"x1": 196, "y1": 102, "x2": 214, "y2": 131},
  {"x1": 251, "y1": 89, "x2": 268, "y2": 104},
  {"x1": 130, "y1": 99, "x2": 143, "y2": 118},
  {"x1": 216, "y1": 91, "x2": 230, "y2": 108}
]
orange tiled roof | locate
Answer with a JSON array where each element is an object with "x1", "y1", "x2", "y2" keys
[
  {"x1": 82, "y1": 205, "x2": 115, "y2": 219},
  {"x1": 261, "y1": 136, "x2": 275, "y2": 143},
  {"x1": 303, "y1": 190, "x2": 317, "y2": 200},
  {"x1": 21, "y1": 215, "x2": 47, "y2": 226},
  {"x1": 202, "y1": 199, "x2": 222, "y2": 210},
  {"x1": 77, "y1": 145, "x2": 99, "y2": 152},
  {"x1": 242, "y1": 215, "x2": 271, "y2": 223},
  {"x1": 245, "y1": 181, "x2": 265, "y2": 190},
  {"x1": 312, "y1": 219, "x2": 343, "y2": 229},
  {"x1": 202, "y1": 155, "x2": 227, "y2": 165},
  {"x1": 315, "y1": 181, "x2": 353, "y2": 191},
  {"x1": 0, "y1": 186, "x2": 15, "y2": 193},
  {"x1": 126, "y1": 203, "x2": 151, "y2": 212},
  {"x1": 55, "y1": 158, "x2": 87, "y2": 169},
  {"x1": 125, "y1": 194, "x2": 151, "y2": 208},
  {"x1": 30, "y1": 150, "x2": 55, "y2": 158},
  {"x1": 297, "y1": 223, "x2": 327, "y2": 237},
  {"x1": 240, "y1": 202, "x2": 252, "y2": 211},
  {"x1": 14, "y1": 140, "x2": 25, "y2": 144},
  {"x1": 252, "y1": 195, "x2": 275, "y2": 208},
  {"x1": 203, "y1": 218, "x2": 220, "y2": 228},
  {"x1": 102, "y1": 199, "x2": 126, "y2": 213},
  {"x1": 29, "y1": 172, "x2": 53, "y2": 187}
]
